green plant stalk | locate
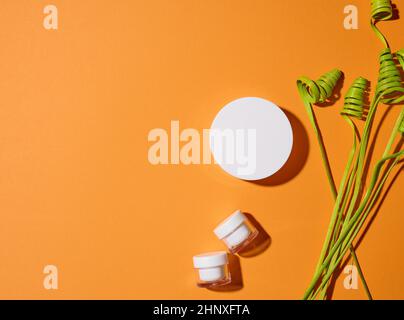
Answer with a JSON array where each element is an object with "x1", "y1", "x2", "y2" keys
[
  {"x1": 324, "y1": 91, "x2": 383, "y2": 271},
  {"x1": 343, "y1": 160, "x2": 400, "y2": 253},
  {"x1": 299, "y1": 100, "x2": 338, "y2": 198},
  {"x1": 346, "y1": 159, "x2": 399, "y2": 253},
  {"x1": 297, "y1": 94, "x2": 370, "y2": 300},
  {"x1": 332, "y1": 159, "x2": 359, "y2": 244},
  {"x1": 340, "y1": 98, "x2": 379, "y2": 228},
  {"x1": 330, "y1": 77, "x2": 369, "y2": 250},
  {"x1": 383, "y1": 109, "x2": 404, "y2": 157},
  {"x1": 346, "y1": 110, "x2": 404, "y2": 249},
  {"x1": 328, "y1": 110, "x2": 404, "y2": 288},
  {"x1": 308, "y1": 81, "x2": 404, "y2": 299},
  {"x1": 303, "y1": 150, "x2": 404, "y2": 300},
  {"x1": 309, "y1": 93, "x2": 394, "y2": 299},
  {"x1": 315, "y1": 111, "x2": 404, "y2": 298},
  {"x1": 320, "y1": 121, "x2": 363, "y2": 299},
  {"x1": 317, "y1": 116, "x2": 364, "y2": 299},
  {"x1": 312, "y1": 155, "x2": 401, "y2": 298},
  {"x1": 319, "y1": 201, "x2": 373, "y2": 300}
]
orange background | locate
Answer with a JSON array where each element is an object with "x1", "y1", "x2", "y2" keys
[{"x1": 0, "y1": 0, "x2": 403, "y2": 300}]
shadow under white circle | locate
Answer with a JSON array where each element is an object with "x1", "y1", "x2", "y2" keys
[{"x1": 210, "y1": 97, "x2": 293, "y2": 181}]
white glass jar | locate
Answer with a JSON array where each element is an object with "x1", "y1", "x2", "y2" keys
[
  {"x1": 193, "y1": 251, "x2": 231, "y2": 288},
  {"x1": 214, "y1": 210, "x2": 258, "y2": 254}
]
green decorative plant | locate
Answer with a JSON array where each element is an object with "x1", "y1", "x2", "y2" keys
[{"x1": 297, "y1": 0, "x2": 404, "y2": 300}]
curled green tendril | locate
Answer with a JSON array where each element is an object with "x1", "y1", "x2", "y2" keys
[
  {"x1": 371, "y1": 0, "x2": 393, "y2": 20},
  {"x1": 297, "y1": 69, "x2": 343, "y2": 105},
  {"x1": 297, "y1": 69, "x2": 343, "y2": 199},
  {"x1": 371, "y1": 0, "x2": 393, "y2": 48},
  {"x1": 316, "y1": 78, "x2": 372, "y2": 300},
  {"x1": 297, "y1": 69, "x2": 372, "y2": 300},
  {"x1": 376, "y1": 49, "x2": 404, "y2": 103},
  {"x1": 341, "y1": 77, "x2": 370, "y2": 119}
]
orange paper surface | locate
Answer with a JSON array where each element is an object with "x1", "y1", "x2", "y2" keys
[{"x1": 0, "y1": 0, "x2": 402, "y2": 299}]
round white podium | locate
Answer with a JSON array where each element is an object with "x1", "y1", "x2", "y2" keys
[{"x1": 210, "y1": 97, "x2": 293, "y2": 181}]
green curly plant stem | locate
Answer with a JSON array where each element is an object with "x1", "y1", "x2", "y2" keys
[
  {"x1": 318, "y1": 78, "x2": 372, "y2": 300},
  {"x1": 322, "y1": 48, "x2": 404, "y2": 294},
  {"x1": 308, "y1": 92, "x2": 404, "y2": 301},
  {"x1": 297, "y1": 70, "x2": 340, "y2": 199},
  {"x1": 370, "y1": 0, "x2": 392, "y2": 48},
  {"x1": 341, "y1": 51, "x2": 399, "y2": 233},
  {"x1": 308, "y1": 85, "x2": 402, "y2": 299},
  {"x1": 301, "y1": 0, "x2": 403, "y2": 300},
  {"x1": 297, "y1": 72, "x2": 370, "y2": 300},
  {"x1": 320, "y1": 45, "x2": 404, "y2": 293}
]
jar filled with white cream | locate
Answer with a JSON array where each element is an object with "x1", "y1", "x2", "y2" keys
[
  {"x1": 214, "y1": 210, "x2": 258, "y2": 254},
  {"x1": 193, "y1": 251, "x2": 231, "y2": 288}
]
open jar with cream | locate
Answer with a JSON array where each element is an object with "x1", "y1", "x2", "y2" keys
[
  {"x1": 214, "y1": 210, "x2": 258, "y2": 254},
  {"x1": 193, "y1": 251, "x2": 231, "y2": 288}
]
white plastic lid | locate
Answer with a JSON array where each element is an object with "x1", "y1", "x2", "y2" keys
[
  {"x1": 193, "y1": 251, "x2": 228, "y2": 269},
  {"x1": 214, "y1": 210, "x2": 247, "y2": 240}
]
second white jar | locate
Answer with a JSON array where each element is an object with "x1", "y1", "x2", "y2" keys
[{"x1": 214, "y1": 210, "x2": 258, "y2": 254}]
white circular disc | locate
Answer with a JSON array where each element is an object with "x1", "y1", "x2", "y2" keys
[{"x1": 210, "y1": 97, "x2": 293, "y2": 181}]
